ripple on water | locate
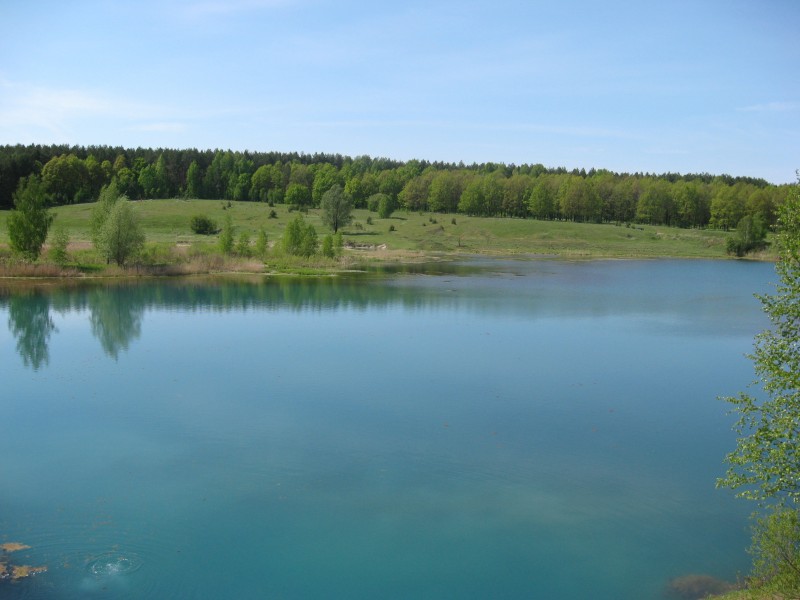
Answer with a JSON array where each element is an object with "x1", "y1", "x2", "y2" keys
[{"x1": 85, "y1": 551, "x2": 143, "y2": 577}]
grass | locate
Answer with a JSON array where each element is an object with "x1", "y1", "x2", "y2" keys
[{"x1": 0, "y1": 198, "x2": 769, "y2": 277}]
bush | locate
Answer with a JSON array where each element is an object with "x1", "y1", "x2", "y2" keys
[
  {"x1": 377, "y1": 194, "x2": 395, "y2": 219},
  {"x1": 268, "y1": 209, "x2": 278, "y2": 219},
  {"x1": 726, "y1": 214, "x2": 768, "y2": 257},
  {"x1": 190, "y1": 215, "x2": 218, "y2": 235},
  {"x1": 749, "y1": 508, "x2": 800, "y2": 597},
  {"x1": 322, "y1": 234, "x2": 335, "y2": 258},
  {"x1": 219, "y1": 215, "x2": 234, "y2": 254},
  {"x1": 255, "y1": 228, "x2": 268, "y2": 259},
  {"x1": 367, "y1": 193, "x2": 388, "y2": 212},
  {"x1": 282, "y1": 214, "x2": 318, "y2": 257},
  {"x1": 366, "y1": 216, "x2": 373, "y2": 225},
  {"x1": 236, "y1": 231, "x2": 251, "y2": 257},
  {"x1": 389, "y1": 225, "x2": 396, "y2": 232},
  {"x1": 48, "y1": 225, "x2": 70, "y2": 266}
]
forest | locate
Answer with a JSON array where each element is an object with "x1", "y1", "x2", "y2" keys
[{"x1": 0, "y1": 144, "x2": 790, "y2": 231}]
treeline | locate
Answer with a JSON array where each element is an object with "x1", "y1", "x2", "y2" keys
[{"x1": 0, "y1": 144, "x2": 791, "y2": 230}]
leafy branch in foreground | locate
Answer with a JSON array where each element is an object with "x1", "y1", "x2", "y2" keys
[
  {"x1": 718, "y1": 176, "x2": 800, "y2": 597},
  {"x1": 718, "y1": 180, "x2": 800, "y2": 504}
]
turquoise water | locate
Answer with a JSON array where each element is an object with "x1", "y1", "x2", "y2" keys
[{"x1": 0, "y1": 259, "x2": 775, "y2": 599}]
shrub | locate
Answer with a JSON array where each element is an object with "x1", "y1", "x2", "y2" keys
[
  {"x1": 389, "y1": 225, "x2": 396, "y2": 232},
  {"x1": 219, "y1": 214, "x2": 234, "y2": 254},
  {"x1": 749, "y1": 508, "x2": 800, "y2": 597},
  {"x1": 236, "y1": 231, "x2": 251, "y2": 257},
  {"x1": 377, "y1": 194, "x2": 395, "y2": 219},
  {"x1": 190, "y1": 215, "x2": 218, "y2": 235},
  {"x1": 255, "y1": 228, "x2": 268, "y2": 258},
  {"x1": 322, "y1": 234, "x2": 335, "y2": 258},
  {"x1": 48, "y1": 225, "x2": 70, "y2": 266},
  {"x1": 282, "y1": 214, "x2": 318, "y2": 257}
]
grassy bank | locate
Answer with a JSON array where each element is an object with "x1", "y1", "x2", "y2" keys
[{"x1": 0, "y1": 198, "x2": 766, "y2": 276}]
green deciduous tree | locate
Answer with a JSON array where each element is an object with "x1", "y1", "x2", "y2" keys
[
  {"x1": 91, "y1": 181, "x2": 122, "y2": 249},
  {"x1": 284, "y1": 183, "x2": 311, "y2": 208},
  {"x1": 219, "y1": 214, "x2": 234, "y2": 254},
  {"x1": 312, "y1": 164, "x2": 342, "y2": 206},
  {"x1": 7, "y1": 175, "x2": 54, "y2": 261},
  {"x1": 726, "y1": 214, "x2": 768, "y2": 257},
  {"x1": 97, "y1": 199, "x2": 145, "y2": 266},
  {"x1": 717, "y1": 179, "x2": 800, "y2": 597},
  {"x1": 255, "y1": 227, "x2": 268, "y2": 259},
  {"x1": 320, "y1": 184, "x2": 353, "y2": 233},
  {"x1": 321, "y1": 234, "x2": 335, "y2": 258},
  {"x1": 718, "y1": 181, "x2": 800, "y2": 504},
  {"x1": 185, "y1": 160, "x2": 203, "y2": 198},
  {"x1": 48, "y1": 224, "x2": 70, "y2": 266},
  {"x1": 282, "y1": 214, "x2": 317, "y2": 257}
]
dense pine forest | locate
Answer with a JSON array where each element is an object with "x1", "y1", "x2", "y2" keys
[{"x1": 0, "y1": 144, "x2": 790, "y2": 230}]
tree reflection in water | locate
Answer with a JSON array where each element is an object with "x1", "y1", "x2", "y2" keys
[
  {"x1": 7, "y1": 292, "x2": 56, "y2": 370},
  {"x1": 87, "y1": 288, "x2": 143, "y2": 361}
]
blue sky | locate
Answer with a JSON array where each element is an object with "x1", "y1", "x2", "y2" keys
[{"x1": 0, "y1": 0, "x2": 797, "y2": 183}]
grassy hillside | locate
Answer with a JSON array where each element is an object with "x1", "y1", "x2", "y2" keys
[{"x1": 0, "y1": 198, "x2": 747, "y2": 263}]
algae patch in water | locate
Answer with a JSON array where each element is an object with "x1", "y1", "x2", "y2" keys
[{"x1": 0, "y1": 541, "x2": 47, "y2": 582}]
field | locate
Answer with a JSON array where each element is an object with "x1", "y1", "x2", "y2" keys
[{"x1": 0, "y1": 198, "x2": 761, "y2": 271}]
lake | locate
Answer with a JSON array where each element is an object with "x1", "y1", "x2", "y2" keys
[{"x1": 0, "y1": 258, "x2": 775, "y2": 599}]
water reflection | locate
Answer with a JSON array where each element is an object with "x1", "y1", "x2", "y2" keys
[
  {"x1": 88, "y1": 288, "x2": 143, "y2": 360},
  {"x1": 0, "y1": 259, "x2": 773, "y2": 370},
  {"x1": 7, "y1": 292, "x2": 56, "y2": 370}
]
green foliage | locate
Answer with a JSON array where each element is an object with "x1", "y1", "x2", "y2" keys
[
  {"x1": 284, "y1": 182, "x2": 311, "y2": 209},
  {"x1": 719, "y1": 182, "x2": 800, "y2": 504},
  {"x1": 748, "y1": 507, "x2": 800, "y2": 597},
  {"x1": 282, "y1": 213, "x2": 317, "y2": 257},
  {"x1": 255, "y1": 227, "x2": 268, "y2": 259},
  {"x1": 91, "y1": 180, "x2": 121, "y2": 247},
  {"x1": 48, "y1": 224, "x2": 70, "y2": 266},
  {"x1": 7, "y1": 175, "x2": 54, "y2": 261},
  {"x1": 185, "y1": 161, "x2": 203, "y2": 198},
  {"x1": 218, "y1": 214, "x2": 234, "y2": 254},
  {"x1": 236, "y1": 231, "x2": 251, "y2": 257},
  {"x1": 320, "y1": 184, "x2": 353, "y2": 233},
  {"x1": 190, "y1": 214, "x2": 218, "y2": 235},
  {"x1": 377, "y1": 194, "x2": 395, "y2": 219},
  {"x1": 366, "y1": 192, "x2": 385, "y2": 212},
  {"x1": 96, "y1": 199, "x2": 145, "y2": 266},
  {"x1": 726, "y1": 214, "x2": 768, "y2": 257},
  {"x1": 321, "y1": 234, "x2": 335, "y2": 258}
]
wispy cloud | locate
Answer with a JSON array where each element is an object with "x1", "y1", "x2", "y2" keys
[
  {"x1": 0, "y1": 78, "x2": 188, "y2": 141},
  {"x1": 738, "y1": 101, "x2": 800, "y2": 112}
]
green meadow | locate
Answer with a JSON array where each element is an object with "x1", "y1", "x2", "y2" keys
[{"x1": 0, "y1": 198, "x2": 761, "y2": 274}]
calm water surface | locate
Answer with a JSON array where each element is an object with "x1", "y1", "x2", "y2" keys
[{"x1": 0, "y1": 259, "x2": 775, "y2": 599}]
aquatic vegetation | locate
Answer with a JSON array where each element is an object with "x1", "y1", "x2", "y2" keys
[
  {"x1": 665, "y1": 573, "x2": 737, "y2": 599},
  {"x1": 0, "y1": 541, "x2": 47, "y2": 582}
]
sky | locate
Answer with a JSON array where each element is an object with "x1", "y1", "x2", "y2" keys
[{"x1": 0, "y1": 0, "x2": 798, "y2": 183}]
